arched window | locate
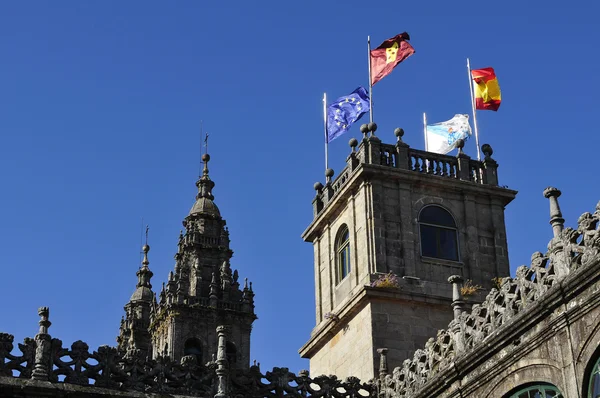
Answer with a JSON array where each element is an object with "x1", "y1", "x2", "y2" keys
[
  {"x1": 184, "y1": 338, "x2": 203, "y2": 364},
  {"x1": 226, "y1": 341, "x2": 237, "y2": 365},
  {"x1": 587, "y1": 355, "x2": 600, "y2": 397},
  {"x1": 504, "y1": 383, "x2": 563, "y2": 398},
  {"x1": 419, "y1": 206, "x2": 459, "y2": 261},
  {"x1": 336, "y1": 225, "x2": 351, "y2": 282}
]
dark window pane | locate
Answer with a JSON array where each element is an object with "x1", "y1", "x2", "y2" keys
[
  {"x1": 439, "y1": 228, "x2": 459, "y2": 261},
  {"x1": 419, "y1": 206, "x2": 456, "y2": 228},
  {"x1": 420, "y1": 225, "x2": 438, "y2": 258}
]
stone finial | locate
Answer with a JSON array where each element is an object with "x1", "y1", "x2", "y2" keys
[
  {"x1": 368, "y1": 122, "x2": 378, "y2": 136},
  {"x1": 377, "y1": 348, "x2": 389, "y2": 378},
  {"x1": 215, "y1": 325, "x2": 231, "y2": 398},
  {"x1": 325, "y1": 168, "x2": 334, "y2": 184},
  {"x1": 137, "y1": 237, "x2": 153, "y2": 289},
  {"x1": 32, "y1": 307, "x2": 52, "y2": 381},
  {"x1": 37, "y1": 307, "x2": 51, "y2": 335},
  {"x1": 314, "y1": 182, "x2": 323, "y2": 192},
  {"x1": 455, "y1": 139, "x2": 465, "y2": 155},
  {"x1": 481, "y1": 144, "x2": 493, "y2": 159},
  {"x1": 543, "y1": 187, "x2": 565, "y2": 237},
  {"x1": 349, "y1": 138, "x2": 358, "y2": 152},
  {"x1": 448, "y1": 275, "x2": 464, "y2": 320},
  {"x1": 209, "y1": 272, "x2": 219, "y2": 307},
  {"x1": 360, "y1": 123, "x2": 369, "y2": 139},
  {"x1": 298, "y1": 369, "x2": 309, "y2": 377},
  {"x1": 394, "y1": 128, "x2": 404, "y2": 142},
  {"x1": 195, "y1": 153, "x2": 215, "y2": 200}
]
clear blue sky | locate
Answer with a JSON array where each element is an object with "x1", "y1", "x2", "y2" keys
[{"x1": 1, "y1": 2, "x2": 599, "y2": 374}]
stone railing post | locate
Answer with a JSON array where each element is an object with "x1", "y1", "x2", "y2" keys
[
  {"x1": 394, "y1": 128, "x2": 410, "y2": 169},
  {"x1": 455, "y1": 139, "x2": 471, "y2": 181},
  {"x1": 481, "y1": 144, "x2": 498, "y2": 186},
  {"x1": 365, "y1": 123, "x2": 381, "y2": 164},
  {"x1": 323, "y1": 169, "x2": 335, "y2": 203},
  {"x1": 31, "y1": 307, "x2": 52, "y2": 381},
  {"x1": 544, "y1": 187, "x2": 565, "y2": 238},
  {"x1": 312, "y1": 182, "x2": 324, "y2": 217},
  {"x1": 448, "y1": 275, "x2": 465, "y2": 320},
  {"x1": 377, "y1": 348, "x2": 388, "y2": 379},
  {"x1": 214, "y1": 325, "x2": 230, "y2": 398},
  {"x1": 347, "y1": 138, "x2": 359, "y2": 171}
]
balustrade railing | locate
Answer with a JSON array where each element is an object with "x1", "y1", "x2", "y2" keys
[
  {"x1": 313, "y1": 134, "x2": 499, "y2": 217},
  {"x1": 408, "y1": 149, "x2": 458, "y2": 178}
]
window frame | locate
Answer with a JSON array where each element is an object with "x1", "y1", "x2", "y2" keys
[
  {"x1": 584, "y1": 350, "x2": 600, "y2": 397},
  {"x1": 504, "y1": 383, "x2": 564, "y2": 398},
  {"x1": 335, "y1": 225, "x2": 351, "y2": 283},
  {"x1": 418, "y1": 205, "x2": 460, "y2": 262}
]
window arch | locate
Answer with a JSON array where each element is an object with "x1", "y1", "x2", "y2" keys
[
  {"x1": 504, "y1": 383, "x2": 564, "y2": 398},
  {"x1": 184, "y1": 337, "x2": 203, "y2": 364},
  {"x1": 418, "y1": 205, "x2": 459, "y2": 261},
  {"x1": 336, "y1": 225, "x2": 351, "y2": 282}
]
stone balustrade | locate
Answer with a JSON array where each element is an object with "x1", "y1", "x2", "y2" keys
[{"x1": 312, "y1": 124, "x2": 500, "y2": 217}]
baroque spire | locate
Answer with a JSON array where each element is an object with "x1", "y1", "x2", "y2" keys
[
  {"x1": 196, "y1": 152, "x2": 215, "y2": 200},
  {"x1": 136, "y1": 226, "x2": 153, "y2": 289}
]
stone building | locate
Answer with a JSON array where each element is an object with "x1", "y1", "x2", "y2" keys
[
  {"x1": 117, "y1": 152, "x2": 257, "y2": 368},
  {"x1": 299, "y1": 123, "x2": 516, "y2": 380},
  {"x1": 2, "y1": 125, "x2": 600, "y2": 398}
]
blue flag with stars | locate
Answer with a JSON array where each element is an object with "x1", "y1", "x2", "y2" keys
[{"x1": 326, "y1": 87, "x2": 370, "y2": 143}]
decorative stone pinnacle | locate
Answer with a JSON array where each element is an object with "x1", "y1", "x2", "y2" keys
[
  {"x1": 377, "y1": 348, "x2": 389, "y2": 377},
  {"x1": 394, "y1": 127, "x2": 404, "y2": 141},
  {"x1": 349, "y1": 138, "x2": 358, "y2": 152},
  {"x1": 368, "y1": 122, "x2": 378, "y2": 136},
  {"x1": 195, "y1": 153, "x2": 215, "y2": 200},
  {"x1": 481, "y1": 144, "x2": 493, "y2": 159},
  {"x1": 360, "y1": 123, "x2": 369, "y2": 138},
  {"x1": 448, "y1": 275, "x2": 464, "y2": 319},
  {"x1": 37, "y1": 307, "x2": 51, "y2": 334},
  {"x1": 325, "y1": 168, "x2": 334, "y2": 184},
  {"x1": 456, "y1": 139, "x2": 465, "y2": 154},
  {"x1": 313, "y1": 182, "x2": 323, "y2": 192},
  {"x1": 543, "y1": 187, "x2": 565, "y2": 237}
]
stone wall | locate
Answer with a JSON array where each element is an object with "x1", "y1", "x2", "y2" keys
[{"x1": 309, "y1": 302, "x2": 374, "y2": 380}]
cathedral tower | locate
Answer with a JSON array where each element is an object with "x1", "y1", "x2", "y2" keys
[
  {"x1": 299, "y1": 124, "x2": 516, "y2": 380},
  {"x1": 117, "y1": 240, "x2": 155, "y2": 358},
  {"x1": 120, "y1": 152, "x2": 256, "y2": 368}
]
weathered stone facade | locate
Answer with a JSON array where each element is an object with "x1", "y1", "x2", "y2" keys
[{"x1": 300, "y1": 126, "x2": 516, "y2": 380}]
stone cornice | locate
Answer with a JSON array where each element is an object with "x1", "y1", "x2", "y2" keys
[{"x1": 298, "y1": 285, "x2": 453, "y2": 359}]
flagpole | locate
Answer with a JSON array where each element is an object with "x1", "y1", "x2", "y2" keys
[
  {"x1": 423, "y1": 112, "x2": 429, "y2": 151},
  {"x1": 467, "y1": 58, "x2": 481, "y2": 161},
  {"x1": 368, "y1": 36, "x2": 373, "y2": 123},
  {"x1": 323, "y1": 92, "x2": 329, "y2": 171}
]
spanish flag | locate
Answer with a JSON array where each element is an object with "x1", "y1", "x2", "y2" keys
[
  {"x1": 370, "y1": 32, "x2": 415, "y2": 86},
  {"x1": 471, "y1": 67, "x2": 501, "y2": 111}
]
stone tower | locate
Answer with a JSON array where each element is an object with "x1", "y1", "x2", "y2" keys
[
  {"x1": 117, "y1": 241, "x2": 155, "y2": 358},
  {"x1": 298, "y1": 124, "x2": 517, "y2": 380},
  {"x1": 119, "y1": 152, "x2": 256, "y2": 368}
]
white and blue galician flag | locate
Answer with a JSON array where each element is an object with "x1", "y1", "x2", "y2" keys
[
  {"x1": 326, "y1": 87, "x2": 370, "y2": 143},
  {"x1": 426, "y1": 114, "x2": 472, "y2": 155}
]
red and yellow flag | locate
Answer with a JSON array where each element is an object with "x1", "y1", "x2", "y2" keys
[
  {"x1": 471, "y1": 67, "x2": 501, "y2": 111},
  {"x1": 370, "y1": 32, "x2": 415, "y2": 86}
]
